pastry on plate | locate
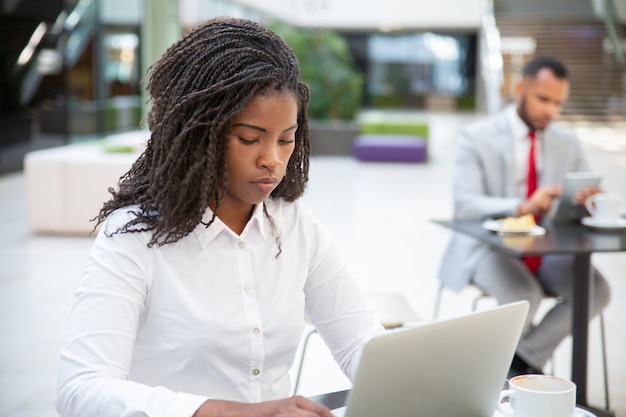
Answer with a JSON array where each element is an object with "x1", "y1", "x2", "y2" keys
[{"x1": 501, "y1": 214, "x2": 536, "y2": 231}]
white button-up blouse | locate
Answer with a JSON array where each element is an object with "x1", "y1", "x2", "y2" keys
[{"x1": 56, "y1": 199, "x2": 383, "y2": 417}]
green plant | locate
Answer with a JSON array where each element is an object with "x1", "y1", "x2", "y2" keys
[{"x1": 270, "y1": 21, "x2": 363, "y2": 120}]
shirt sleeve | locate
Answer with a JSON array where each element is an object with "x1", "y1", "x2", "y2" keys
[
  {"x1": 299, "y1": 206, "x2": 385, "y2": 380},
  {"x1": 56, "y1": 215, "x2": 209, "y2": 417}
]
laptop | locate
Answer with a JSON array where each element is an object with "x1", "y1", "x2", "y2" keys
[{"x1": 326, "y1": 301, "x2": 529, "y2": 417}]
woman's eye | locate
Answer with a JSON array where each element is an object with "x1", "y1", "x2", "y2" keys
[
  {"x1": 238, "y1": 137, "x2": 257, "y2": 144},
  {"x1": 279, "y1": 138, "x2": 295, "y2": 145}
]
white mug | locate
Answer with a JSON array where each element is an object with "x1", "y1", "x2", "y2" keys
[
  {"x1": 497, "y1": 374, "x2": 576, "y2": 417},
  {"x1": 585, "y1": 193, "x2": 622, "y2": 224}
]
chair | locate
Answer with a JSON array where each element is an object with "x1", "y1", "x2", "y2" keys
[
  {"x1": 432, "y1": 282, "x2": 610, "y2": 410},
  {"x1": 292, "y1": 292, "x2": 420, "y2": 395}
]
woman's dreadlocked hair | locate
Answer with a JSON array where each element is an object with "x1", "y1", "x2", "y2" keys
[{"x1": 94, "y1": 17, "x2": 311, "y2": 248}]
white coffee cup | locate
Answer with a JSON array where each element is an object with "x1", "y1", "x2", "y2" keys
[
  {"x1": 497, "y1": 374, "x2": 576, "y2": 417},
  {"x1": 585, "y1": 193, "x2": 623, "y2": 224}
]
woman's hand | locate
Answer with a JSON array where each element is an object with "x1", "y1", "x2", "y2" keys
[{"x1": 193, "y1": 395, "x2": 335, "y2": 417}]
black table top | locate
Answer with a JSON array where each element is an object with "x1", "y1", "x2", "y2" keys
[
  {"x1": 433, "y1": 219, "x2": 626, "y2": 256},
  {"x1": 308, "y1": 389, "x2": 349, "y2": 410}
]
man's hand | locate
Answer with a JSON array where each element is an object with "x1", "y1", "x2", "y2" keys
[
  {"x1": 517, "y1": 184, "x2": 563, "y2": 216},
  {"x1": 193, "y1": 395, "x2": 336, "y2": 417},
  {"x1": 575, "y1": 186, "x2": 603, "y2": 205}
]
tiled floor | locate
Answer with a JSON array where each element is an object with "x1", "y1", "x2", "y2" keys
[{"x1": 1, "y1": 112, "x2": 625, "y2": 416}]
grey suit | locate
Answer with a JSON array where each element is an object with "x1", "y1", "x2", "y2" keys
[{"x1": 438, "y1": 107, "x2": 611, "y2": 369}]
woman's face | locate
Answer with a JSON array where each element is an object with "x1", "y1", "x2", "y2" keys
[{"x1": 224, "y1": 91, "x2": 298, "y2": 210}]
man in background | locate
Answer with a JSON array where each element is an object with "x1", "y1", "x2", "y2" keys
[{"x1": 438, "y1": 56, "x2": 611, "y2": 377}]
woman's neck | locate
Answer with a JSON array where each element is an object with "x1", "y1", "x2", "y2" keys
[{"x1": 210, "y1": 201, "x2": 255, "y2": 235}]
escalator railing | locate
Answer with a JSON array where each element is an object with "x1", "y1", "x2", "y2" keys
[
  {"x1": 591, "y1": 0, "x2": 624, "y2": 65},
  {"x1": 479, "y1": 0, "x2": 503, "y2": 114},
  {"x1": 12, "y1": 0, "x2": 96, "y2": 105},
  {"x1": 64, "y1": 0, "x2": 96, "y2": 68}
]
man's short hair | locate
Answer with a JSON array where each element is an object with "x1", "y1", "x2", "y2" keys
[{"x1": 523, "y1": 56, "x2": 568, "y2": 79}]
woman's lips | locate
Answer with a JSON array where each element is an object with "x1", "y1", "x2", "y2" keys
[{"x1": 252, "y1": 177, "x2": 278, "y2": 194}]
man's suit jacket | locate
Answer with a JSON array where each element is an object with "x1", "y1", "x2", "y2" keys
[{"x1": 438, "y1": 107, "x2": 589, "y2": 292}]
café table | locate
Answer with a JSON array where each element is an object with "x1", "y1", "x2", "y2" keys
[
  {"x1": 432, "y1": 219, "x2": 626, "y2": 417},
  {"x1": 308, "y1": 388, "x2": 603, "y2": 416}
]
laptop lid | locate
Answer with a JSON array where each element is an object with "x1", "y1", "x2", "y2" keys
[{"x1": 336, "y1": 301, "x2": 529, "y2": 417}]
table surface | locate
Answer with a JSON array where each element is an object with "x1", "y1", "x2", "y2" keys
[
  {"x1": 432, "y1": 218, "x2": 624, "y2": 417},
  {"x1": 309, "y1": 389, "x2": 600, "y2": 417},
  {"x1": 432, "y1": 219, "x2": 626, "y2": 255}
]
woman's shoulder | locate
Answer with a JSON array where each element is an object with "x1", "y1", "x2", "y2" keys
[
  {"x1": 264, "y1": 198, "x2": 330, "y2": 246},
  {"x1": 102, "y1": 205, "x2": 145, "y2": 233},
  {"x1": 264, "y1": 198, "x2": 323, "y2": 231}
]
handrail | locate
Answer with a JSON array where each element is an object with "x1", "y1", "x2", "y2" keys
[
  {"x1": 64, "y1": 0, "x2": 96, "y2": 67},
  {"x1": 597, "y1": 0, "x2": 624, "y2": 65},
  {"x1": 14, "y1": 22, "x2": 48, "y2": 70},
  {"x1": 12, "y1": 0, "x2": 96, "y2": 105},
  {"x1": 479, "y1": 0, "x2": 503, "y2": 114}
]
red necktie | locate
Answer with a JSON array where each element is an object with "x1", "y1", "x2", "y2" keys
[
  {"x1": 523, "y1": 130, "x2": 541, "y2": 273},
  {"x1": 526, "y1": 130, "x2": 537, "y2": 200}
]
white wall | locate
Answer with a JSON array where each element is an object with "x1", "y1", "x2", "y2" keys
[
  {"x1": 231, "y1": 0, "x2": 489, "y2": 29},
  {"x1": 99, "y1": 0, "x2": 142, "y2": 24}
]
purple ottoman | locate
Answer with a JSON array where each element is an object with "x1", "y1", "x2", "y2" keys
[{"x1": 353, "y1": 134, "x2": 427, "y2": 162}]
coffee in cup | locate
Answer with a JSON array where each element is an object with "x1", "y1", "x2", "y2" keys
[
  {"x1": 497, "y1": 374, "x2": 576, "y2": 417},
  {"x1": 585, "y1": 193, "x2": 623, "y2": 224}
]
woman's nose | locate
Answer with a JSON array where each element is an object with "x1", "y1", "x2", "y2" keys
[{"x1": 257, "y1": 145, "x2": 281, "y2": 170}]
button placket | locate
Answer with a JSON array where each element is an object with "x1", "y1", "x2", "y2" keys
[{"x1": 234, "y1": 234, "x2": 264, "y2": 398}]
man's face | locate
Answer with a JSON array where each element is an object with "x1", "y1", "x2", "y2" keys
[{"x1": 516, "y1": 68, "x2": 570, "y2": 131}]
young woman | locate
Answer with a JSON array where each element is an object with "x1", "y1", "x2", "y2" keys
[{"x1": 56, "y1": 17, "x2": 383, "y2": 417}]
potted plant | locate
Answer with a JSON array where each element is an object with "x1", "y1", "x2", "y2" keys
[{"x1": 270, "y1": 20, "x2": 363, "y2": 155}]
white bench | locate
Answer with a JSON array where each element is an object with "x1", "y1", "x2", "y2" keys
[{"x1": 24, "y1": 130, "x2": 149, "y2": 235}]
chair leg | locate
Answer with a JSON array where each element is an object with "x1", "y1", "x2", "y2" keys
[
  {"x1": 460, "y1": 287, "x2": 608, "y2": 403},
  {"x1": 433, "y1": 283, "x2": 443, "y2": 321},
  {"x1": 544, "y1": 355, "x2": 555, "y2": 376},
  {"x1": 471, "y1": 286, "x2": 490, "y2": 312},
  {"x1": 471, "y1": 293, "x2": 483, "y2": 312},
  {"x1": 599, "y1": 313, "x2": 610, "y2": 411},
  {"x1": 293, "y1": 328, "x2": 318, "y2": 395}
]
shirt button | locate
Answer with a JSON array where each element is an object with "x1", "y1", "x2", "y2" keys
[
  {"x1": 252, "y1": 369, "x2": 260, "y2": 375},
  {"x1": 238, "y1": 241, "x2": 245, "y2": 249},
  {"x1": 252, "y1": 328, "x2": 260, "y2": 335},
  {"x1": 244, "y1": 284, "x2": 253, "y2": 293}
]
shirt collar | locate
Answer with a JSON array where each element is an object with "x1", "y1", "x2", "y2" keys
[
  {"x1": 244, "y1": 203, "x2": 270, "y2": 240},
  {"x1": 506, "y1": 103, "x2": 535, "y2": 142},
  {"x1": 193, "y1": 203, "x2": 271, "y2": 248}
]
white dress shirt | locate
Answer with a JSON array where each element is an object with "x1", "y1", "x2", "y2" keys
[
  {"x1": 506, "y1": 104, "x2": 544, "y2": 198},
  {"x1": 56, "y1": 199, "x2": 383, "y2": 417}
]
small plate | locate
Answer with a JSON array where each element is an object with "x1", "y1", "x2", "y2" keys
[
  {"x1": 482, "y1": 219, "x2": 546, "y2": 236},
  {"x1": 581, "y1": 217, "x2": 626, "y2": 230}
]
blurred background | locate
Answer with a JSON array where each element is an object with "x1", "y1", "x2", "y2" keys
[
  {"x1": 1, "y1": 1, "x2": 625, "y2": 416},
  {"x1": 1, "y1": 0, "x2": 624, "y2": 172}
]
